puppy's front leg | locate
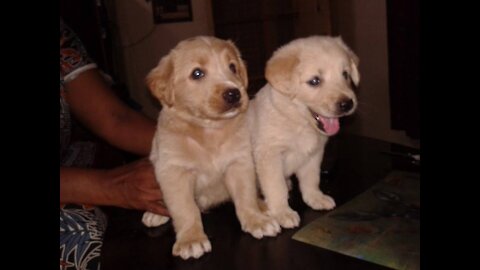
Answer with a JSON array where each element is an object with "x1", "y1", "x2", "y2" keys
[
  {"x1": 296, "y1": 150, "x2": 336, "y2": 210},
  {"x1": 160, "y1": 167, "x2": 211, "y2": 260},
  {"x1": 255, "y1": 150, "x2": 300, "y2": 228},
  {"x1": 224, "y1": 160, "x2": 281, "y2": 238}
]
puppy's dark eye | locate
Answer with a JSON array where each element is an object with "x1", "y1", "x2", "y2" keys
[
  {"x1": 307, "y1": 76, "x2": 322, "y2": 87},
  {"x1": 229, "y1": 63, "x2": 237, "y2": 74},
  {"x1": 191, "y1": 68, "x2": 205, "y2": 80},
  {"x1": 342, "y1": 71, "x2": 349, "y2": 80}
]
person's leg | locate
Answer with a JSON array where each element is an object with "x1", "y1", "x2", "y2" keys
[{"x1": 60, "y1": 205, "x2": 107, "y2": 270}]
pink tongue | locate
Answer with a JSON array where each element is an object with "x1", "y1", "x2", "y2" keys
[{"x1": 318, "y1": 116, "x2": 340, "y2": 135}]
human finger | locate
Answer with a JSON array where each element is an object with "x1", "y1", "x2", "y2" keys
[{"x1": 147, "y1": 202, "x2": 170, "y2": 216}]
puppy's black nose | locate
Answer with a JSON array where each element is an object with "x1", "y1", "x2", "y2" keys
[
  {"x1": 338, "y1": 98, "x2": 354, "y2": 113},
  {"x1": 223, "y1": 88, "x2": 241, "y2": 105}
]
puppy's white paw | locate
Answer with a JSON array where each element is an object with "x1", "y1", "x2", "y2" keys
[
  {"x1": 271, "y1": 207, "x2": 300, "y2": 229},
  {"x1": 142, "y1": 212, "x2": 170, "y2": 227},
  {"x1": 303, "y1": 191, "x2": 336, "y2": 210},
  {"x1": 240, "y1": 212, "x2": 281, "y2": 239},
  {"x1": 173, "y1": 235, "x2": 212, "y2": 260}
]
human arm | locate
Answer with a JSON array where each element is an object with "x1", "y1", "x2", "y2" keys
[
  {"x1": 59, "y1": 20, "x2": 165, "y2": 214},
  {"x1": 60, "y1": 158, "x2": 169, "y2": 216},
  {"x1": 60, "y1": 74, "x2": 167, "y2": 215},
  {"x1": 63, "y1": 68, "x2": 156, "y2": 156}
]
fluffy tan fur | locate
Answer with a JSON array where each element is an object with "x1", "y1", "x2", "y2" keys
[
  {"x1": 248, "y1": 36, "x2": 360, "y2": 229},
  {"x1": 143, "y1": 36, "x2": 280, "y2": 260}
]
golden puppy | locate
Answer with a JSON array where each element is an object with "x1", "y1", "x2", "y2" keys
[
  {"x1": 248, "y1": 36, "x2": 359, "y2": 229},
  {"x1": 142, "y1": 36, "x2": 280, "y2": 260}
]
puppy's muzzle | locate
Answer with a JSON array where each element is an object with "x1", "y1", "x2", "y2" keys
[
  {"x1": 223, "y1": 88, "x2": 241, "y2": 108},
  {"x1": 337, "y1": 98, "x2": 354, "y2": 114}
]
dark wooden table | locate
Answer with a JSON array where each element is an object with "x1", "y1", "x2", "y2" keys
[{"x1": 101, "y1": 133, "x2": 420, "y2": 270}]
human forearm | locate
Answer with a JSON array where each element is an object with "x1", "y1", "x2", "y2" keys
[
  {"x1": 60, "y1": 167, "x2": 118, "y2": 206},
  {"x1": 60, "y1": 161, "x2": 169, "y2": 216},
  {"x1": 64, "y1": 69, "x2": 156, "y2": 156},
  {"x1": 104, "y1": 108, "x2": 156, "y2": 156}
]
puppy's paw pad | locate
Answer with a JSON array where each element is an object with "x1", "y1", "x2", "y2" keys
[
  {"x1": 272, "y1": 208, "x2": 300, "y2": 229},
  {"x1": 304, "y1": 192, "x2": 336, "y2": 210},
  {"x1": 242, "y1": 213, "x2": 281, "y2": 239},
  {"x1": 173, "y1": 237, "x2": 211, "y2": 260},
  {"x1": 142, "y1": 212, "x2": 170, "y2": 227}
]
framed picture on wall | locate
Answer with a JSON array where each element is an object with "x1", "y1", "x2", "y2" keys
[{"x1": 152, "y1": 0, "x2": 193, "y2": 24}]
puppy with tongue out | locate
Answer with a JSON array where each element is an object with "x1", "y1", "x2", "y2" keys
[{"x1": 247, "y1": 36, "x2": 359, "y2": 229}]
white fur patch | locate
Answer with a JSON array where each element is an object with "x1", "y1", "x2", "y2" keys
[
  {"x1": 173, "y1": 239, "x2": 212, "y2": 260},
  {"x1": 141, "y1": 212, "x2": 170, "y2": 227}
]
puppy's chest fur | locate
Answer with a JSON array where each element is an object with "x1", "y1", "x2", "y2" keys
[
  {"x1": 252, "y1": 88, "x2": 327, "y2": 176},
  {"x1": 282, "y1": 123, "x2": 326, "y2": 175},
  {"x1": 152, "y1": 112, "x2": 250, "y2": 206},
  {"x1": 184, "y1": 125, "x2": 246, "y2": 175}
]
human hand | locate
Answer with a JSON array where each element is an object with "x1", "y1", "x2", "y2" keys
[{"x1": 106, "y1": 158, "x2": 169, "y2": 216}]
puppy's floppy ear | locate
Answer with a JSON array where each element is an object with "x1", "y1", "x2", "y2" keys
[
  {"x1": 227, "y1": 40, "x2": 248, "y2": 89},
  {"x1": 265, "y1": 52, "x2": 299, "y2": 97},
  {"x1": 146, "y1": 55, "x2": 175, "y2": 107},
  {"x1": 334, "y1": 37, "x2": 360, "y2": 87}
]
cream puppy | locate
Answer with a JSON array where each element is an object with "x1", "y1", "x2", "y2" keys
[
  {"x1": 248, "y1": 36, "x2": 359, "y2": 229},
  {"x1": 142, "y1": 36, "x2": 280, "y2": 260}
]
